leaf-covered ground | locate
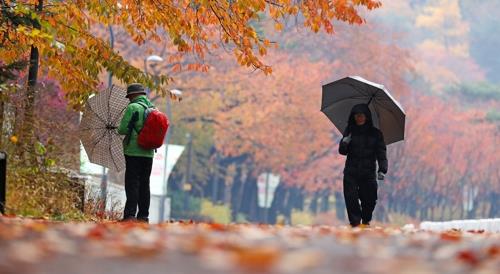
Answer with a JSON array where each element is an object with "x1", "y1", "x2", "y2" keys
[{"x1": 0, "y1": 217, "x2": 498, "y2": 274}]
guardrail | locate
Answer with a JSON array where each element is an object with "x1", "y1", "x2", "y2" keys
[{"x1": 420, "y1": 218, "x2": 500, "y2": 232}]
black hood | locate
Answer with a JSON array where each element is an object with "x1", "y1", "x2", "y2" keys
[{"x1": 345, "y1": 104, "x2": 373, "y2": 135}]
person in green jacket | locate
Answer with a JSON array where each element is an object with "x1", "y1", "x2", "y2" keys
[{"x1": 118, "y1": 83, "x2": 155, "y2": 222}]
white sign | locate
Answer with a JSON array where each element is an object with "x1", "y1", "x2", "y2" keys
[
  {"x1": 257, "y1": 173, "x2": 280, "y2": 208},
  {"x1": 79, "y1": 142, "x2": 105, "y2": 175},
  {"x1": 463, "y1": 184, "x2": 478, "y2": 212},
  {"x1": 150, "y1": 144, "x2": 185, "y2": 195}
]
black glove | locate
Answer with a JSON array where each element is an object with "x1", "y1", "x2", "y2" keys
[{"x1": 377, "y1": 172, "x2": 385, "y2": 180}]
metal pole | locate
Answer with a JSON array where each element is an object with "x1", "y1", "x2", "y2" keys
[
  {"x1": 183, "y1": 133, "x2": 192, "y2": 212},
  {"x1": 211, "y1": 153, "x2": 219, "y2": 202},
  {"x1": 0, "y1": 151, "x2": 6, "y2": 214},
  {"x1": 159, "y1": 95, "x2": 172, "y2": 222},
  {"x1": 145, "y1": 56, "x2": 170, "y2": 222},
  {"x1": 100, "y1": 25, "x2": 114, "y2": 214}
]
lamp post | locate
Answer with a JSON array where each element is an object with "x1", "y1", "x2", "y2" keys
[
  {"x1": 159, "y1": 88, "x2": 182, "y2": 221},
  {"x1": 100, "y1": 25, "x2": 115, "y2": 214},
  {"x1": 144, "y1": 55, "x2": 168, "y2": 221},
  {"x1": 144, "y1": 55, "x2": 185, "y2": 222}
]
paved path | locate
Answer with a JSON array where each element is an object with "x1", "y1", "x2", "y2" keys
[{"x1": 0, "y1": 217, "x2": 498, "y2": 274}]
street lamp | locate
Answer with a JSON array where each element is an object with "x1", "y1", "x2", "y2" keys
[
  {"x1": 146, "y1": 55, "x2": 163, "y2": 63},
  {"x1": 159, "y1": 88, "x2": 183, "y2": 222},
  {"x1": 143, "y1": 55, "x2": 186, "y2": 222},
  {"x1": 143, "y1": 55, "x2": 164, "y2": 97}
]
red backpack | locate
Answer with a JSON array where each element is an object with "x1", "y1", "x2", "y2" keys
[{"x1": 135, "y1": 102, "x2": 169, "y2": 149}]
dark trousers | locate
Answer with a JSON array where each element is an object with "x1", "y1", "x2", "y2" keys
[
  {"x1": 343, "y1": 172, "x2": 378, "y2": 226},
  {"x1": 124, "y1": 155, "x2": 153, "y2": 219}
]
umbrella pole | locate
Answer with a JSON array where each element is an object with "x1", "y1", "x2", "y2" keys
[{"x1": 367, "y1": 90, "x2": 378, "y2": 105}]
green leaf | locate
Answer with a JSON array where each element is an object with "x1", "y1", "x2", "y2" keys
[{"x1": 35, "y1": 141, "x2": 47, "y2": 155}]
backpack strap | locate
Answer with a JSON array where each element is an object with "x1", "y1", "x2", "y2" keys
[
  {"x1": 129, "y1": 102, "x2": 150, "y2": 134},
  {"x1": 134, "y1": 101, "x2": 150, "y2": 110}
]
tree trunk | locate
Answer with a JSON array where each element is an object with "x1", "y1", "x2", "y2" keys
[
  {"x1": 320, "y1": 191, "x2": 330, "y2": 213},
  {"x1": 481, "y1": 198, "x2": 488, "y2": 219},
  {"x1": 21, "y1": 1, "x2": 43, "y2": 161},
  {"x1": 334, "y1": 191, "x2": 345, "y2": 221},
  {"x1": 224, "y1": 179, "x2": 232, "y2": 206},
  {"x1": 0, "y1": 100, "x2": 4, "y2": 147},
  {"x1": 248, "y1": 181, "x2": 257, "y2": 221},
  {"x1": 211, "y1": 173, "x2": 218, "y2": 202},
  {"x1": 309, "y1": 192, "x2": 319, "y2": 214},
  {"x1": 230, "y1": 165, "x2": 242, "y2": 222},
  {"x1": 467, "y1": 201, "x2": 477, "y2": 219},
  {"x1": 235, "y1": 172, "x2": 247, "y2": 220},
  {"x1": 431, "y1": 206, "x2": 436, "y2": 221},
  {"x1": 420, "y1": 207, "x2": 427, "y2": 220},
  {"x1": 488, "y1": 192, "x2": 499, "y2": 218},
  {"x1": 439, "y1": 204, "x2": 446, "y2": 221},
  {"x1": 283, "y1": 189, "x2": 291, "y2": 225}
]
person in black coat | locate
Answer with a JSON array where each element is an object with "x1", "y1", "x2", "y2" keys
[{"x1": 339, "y1": 103, "x2": 388, "y2": 227}]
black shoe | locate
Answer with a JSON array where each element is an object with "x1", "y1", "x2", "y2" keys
[
  {"x1": 350, "y1": 223, "x2": 360, "y2": 228},
  {"x1": 120, "y1": 216, "x2": 137, "y2": 222},
  {"x1": 137, "y1": 217, "x2": 149, "y2": 223}
]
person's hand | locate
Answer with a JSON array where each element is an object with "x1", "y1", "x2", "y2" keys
[
  {"x1": 377, "y1": 172, "x2": 385, "y2": 180},
  {"x1": 342, "y1": 134, "x2": 352, "y2": 144}
]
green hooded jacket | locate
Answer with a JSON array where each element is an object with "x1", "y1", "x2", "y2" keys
[{"x1": 118, "y1": 95, "x2": 155, "y2": 158}]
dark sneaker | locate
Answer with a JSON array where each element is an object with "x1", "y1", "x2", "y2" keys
[
  {"x1": 120, "y1": 216, "x2": 137, "y2": 222},
  {"x1": 137, "y1": 217, "x2": 149, "y2": 224}
]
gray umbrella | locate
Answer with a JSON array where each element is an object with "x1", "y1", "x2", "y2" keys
[
  {"x1": 321, "y1": 76, "x2": 406, "y2": 145},
  {"x1": 79, "y1": 85, "x2": 129, "y2": 171}
]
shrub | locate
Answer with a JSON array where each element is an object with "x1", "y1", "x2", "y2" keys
[{"x1": 200, "y1": 199, "x2": 231, "y2": 224}]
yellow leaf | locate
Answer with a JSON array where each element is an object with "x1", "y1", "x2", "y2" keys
[{"x1": 275, "y1": 23, "x2": 283, "y2": 31}]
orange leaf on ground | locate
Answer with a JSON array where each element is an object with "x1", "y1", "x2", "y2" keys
[{"x1": 234, "y1": 246, "x2": 281, "y2": 272}]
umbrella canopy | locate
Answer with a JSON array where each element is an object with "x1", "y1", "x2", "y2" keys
[
  {"x1": 79, "y1": 85, "x2": 129, "y2": 171},
  {"x1": 321, "y1": 76, "x2": 406, "y2": 145}
]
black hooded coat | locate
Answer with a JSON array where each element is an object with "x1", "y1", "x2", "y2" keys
[
  {"x1": 337, "y1": 104, "x2": 388, "y2": 226},
  {"x1": 339, "y1": 104, "x2": 388, "y2": 179}
]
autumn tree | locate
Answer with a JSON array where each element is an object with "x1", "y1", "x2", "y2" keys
[
  {"x1": 1, "y1": 0, "x2": 384, "y2": 167},
  {"x1": 1, "y1": 0, "x2": 382, "y2": 107},
  {"x1": 153, "y1": 19, "x2": 412, "y2": 221}
]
